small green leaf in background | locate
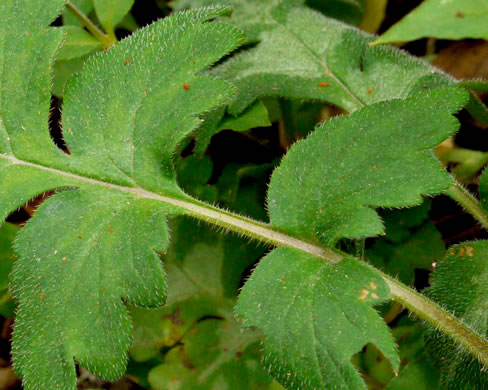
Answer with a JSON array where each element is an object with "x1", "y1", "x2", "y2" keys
[
  {"x1": 424, "y1": 241, "x2": 488, "y2": 389},
  {"x1": 386, "y1": 354, "x2": 439, "y2": 390},
  {"x1": 148, "y1": 318, "x2": 276, "y2": 390},
  {"x1": 63, "y1": 0, "x2": 94, "y2": 27},
  {"x1": 0, "y1": 223, "x2": 19, "y2": 318},
  {"x1": 237, "y1": 248, "x2": 398, "y2": 390},
  {"x1": 359, "y1": 0, "x2": 387, "y2": 33},
  {"x1": 367, "y1": 201, "x2": 445, "y2": 285},
  {"x1": 130, "y1": 218, "x2": 273, "y2": 388},
  {"x1": 372, "y1": 0, "x2": 488, "y2": 45},
  {"x1": 217, "y1": 100, "x2": 271, "y2": 132},
  {"x1": 52, "y1": 53, "x2": 92, "y2": 97},
  {"x1": 94, "y1": 0, "x2": 135, "y2": 36},
  {"x1": 57, "y1": 26, "x2": 103, "y2": 61}
]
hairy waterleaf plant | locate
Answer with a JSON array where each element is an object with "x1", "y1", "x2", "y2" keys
[{"x1": 2, "y1": 0, "x2": 488, "y2": 389}]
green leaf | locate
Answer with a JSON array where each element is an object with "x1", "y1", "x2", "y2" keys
[
  {"x1": 372, "y1": 0, "x2": 488, "y2": 45},
  {"x1": 130, "y1": 296, "x2": 223, "y2": 362},
  {"x1": 12, "y1": 190, "x2": 171, "y2": 386},
  {"x1": 57, "y1": 26, "x2": 103, "y2": 61},
  {"x1": 368, "y1": 222, "x2": 444, "y2": 285},
  {"x1": 164, "y1": 218, "x2": 265, "y2": 304},
  {"x1": 359, "y1": 0, "x2": 387, "y2": 33},
  {"x1": 212, "y1": 3, "x2": 455, "y2": 116},
  {"x1": 218, "y1": 100, "x2": 271, "y2": 132},
  {"x1": 237, "y1": 248, "x2": 398, "y2": 389},
  {"x1": 385, "y1": 353, "x2": 439, "y2": 390},
  {"x1": 170, "y1": 0, "x2": 287, "y2": 43},
  {"x1": 1, "y1": 4, "x2": 245, "y2": 389},
  {"x1": 366, "y1": 202, "x2": 445, "y2": 285},
  {"x1": 0, "y1": 223, "x2": 19, "y2": 317},
  {"x1": 148, "y1": 317, "x2": 275, "y2": 390},
  {"x1": 131, "y1": 218, "x2": 270, "y2": 387},
  {"x1": 52, "y1": 53, "x2": 92, "y2": 98},
  {"x1": 424, "y1": 241, "x2": 488, "y2": 389},
  {"x1": 480, "y1": 167, "x2": 488, "y2": 211},
  {"x1": 268, "y1": 88, "x2": 467, "y2": 245},
  {"x1": 93, "y1": 0, "x2": 135, "y2": 36},
  {"x1": 194, "y1": 100, "x2": 271, "y2": 155}
]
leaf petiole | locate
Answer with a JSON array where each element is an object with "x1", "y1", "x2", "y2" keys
[
  {"x1": 65, "y1": 0, "x2": 116, "y2": 48},
  {"x1": 446, "y1": 179, "x2": 488, "y2": 230}
]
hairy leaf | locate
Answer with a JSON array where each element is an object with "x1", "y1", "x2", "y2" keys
[
  {"x1": 171, "y1": 0, "x2": 287, "y2": 43},
  {"x1": 212, "y1": 3, "x2": 455, "y2": 116},
  {"x1": 373, "y1": 0, "x2": 488, "y2": 45},
  {"x1": 268, "y1": 88, "x2": 467, "y2": 245},
  {"x1": 0, "y1": 3, "x2": 245, "y2": 388},
  {"x1": 424, "y1": 241, "x2": 488, "y2": 389},
  {"x1": 237, "y1": 248, "x2": 398, "y2": 389}
]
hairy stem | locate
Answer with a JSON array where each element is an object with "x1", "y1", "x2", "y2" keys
[
  {"x1": 383, "y1": 273, "x2": 488, "y2": 368},
  {"x1": 2, "y1": 153, "x2": 488, "y2": 368},
  {"x1": 65, "y1": 1, "x2": 116, "y2": 47},
  {"x1": 447, "y1": 180, "x2": 488, "y2": 230}
]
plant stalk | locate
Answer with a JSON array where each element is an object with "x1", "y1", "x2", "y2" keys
[
  {"x1": 447, "y1": 180, "x2": 488, "y2": 230},
  {"x1": 65, "y1": 1, "x2": 116, "y2": 47},
  {"x1": 2, "y1": 153, "x2": 488, "y2": 369},
  {"x1": 384, "y1": 273, "x2": 488, "y2": 367}
]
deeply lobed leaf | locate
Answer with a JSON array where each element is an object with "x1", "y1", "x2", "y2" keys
[
  {"x1": 237, "y1": 248, "x2": 398, "y2": 389},
  {"x1": 0, "y1": 3, "x2": 246, "y2": 388},
  {"x1": 268, "y1": 88, "x2": 468, "y2": 245}
]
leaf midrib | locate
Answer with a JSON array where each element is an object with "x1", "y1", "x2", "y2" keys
[{"x1": 0, "y1": 152, "x2": 341, "y2": 262}]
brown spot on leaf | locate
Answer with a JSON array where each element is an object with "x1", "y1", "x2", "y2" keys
[
  {"x1": 455, "y1": 11, "x2": 464, "y2": 18},
  {"x1": 62, "y1": 257, "x2": 68, "y2": 263},
  {"x1": 108, "y1": 227, "x2": 113, "y2": 233},
  {"x1": 40, "y1": 292, "x2": 46, "y2": 300},
  {"x1": 124, "y1": 58, "x2": 131, "y2": 65},
  {"x1": 183, "y1": 84, "x2": 190, "y2": 90},
  {"x1": 318, "y1": 81, "x2": 329, "y2": 87}
]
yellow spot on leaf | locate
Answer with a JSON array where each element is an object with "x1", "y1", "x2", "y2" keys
[
  {"x1": 40, "y1": 292, "x2": 46, "y2": 300},
  {"x1": 359, "y1": 289, "x2": 370, "y2": 301},
  {"x1": 369, "y1": 281, "x2": 377, "y2": 290}
]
